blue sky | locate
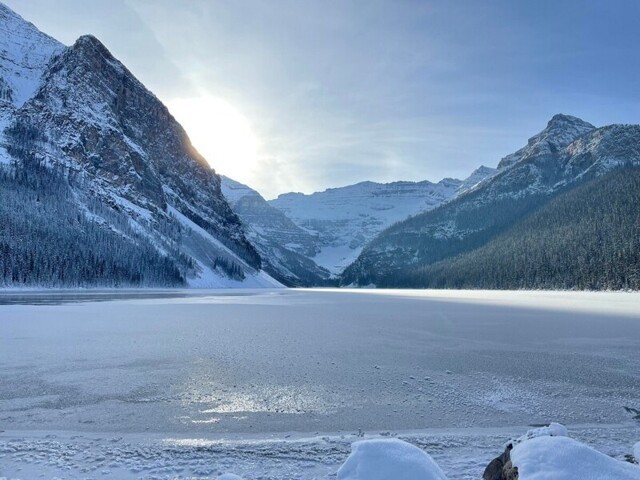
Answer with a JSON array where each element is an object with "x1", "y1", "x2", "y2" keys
[{"x1": 6, "y1": 0, "x2": 640, "y2": 198}]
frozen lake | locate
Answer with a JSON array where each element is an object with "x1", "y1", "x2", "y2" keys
[{"x1": 1, "y1": 288, "x2": 639, "y2": 478}]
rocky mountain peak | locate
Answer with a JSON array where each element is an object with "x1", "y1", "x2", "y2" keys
[
  {"x1": 537, "y1": 113, "x2": 596, "y2": 146},
  {"x1": 457, "y1": 165, "x2": 497, "y2": 193},
  {"x1": 498, "y1": 114, "x2": 596, "y2": 169}
]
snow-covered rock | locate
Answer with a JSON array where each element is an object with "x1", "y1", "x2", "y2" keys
[
  {"x1": 484, "y1": 424, "x2": 640, "y2": 480},
  {"x1": 513, "y1": 422, "x2": 569, "y2": 444},
  {"x1": 457, "y1": 165, "x2": 497, "y2": 193},
  {"x1": 497, "y1": 114, "x2": 596, "y2": 169},
  {"x1": 337, "y1": 439, "x2": 448, "y2": 480},
  {"x1": 0, "y1": 3, "x2": 63, "y2": 109},
  {"x1": 511, "y1": 435, "x2": 640, "y2": 480}
]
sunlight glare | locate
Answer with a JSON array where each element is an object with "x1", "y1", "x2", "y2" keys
[{"x1": 168, "y1": 95, "x2": 259, "y2": 180}]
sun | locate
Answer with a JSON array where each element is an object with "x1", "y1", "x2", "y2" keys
[{"x1": 167, "y1": 95, "x2": 259, "y2": 180}]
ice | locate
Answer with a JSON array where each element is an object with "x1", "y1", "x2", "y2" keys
[
  {"x1": 1, "y1": 289, "x2": 639, "y2": 478},
  {"x1": 512, "y1": 436, "x2": 640, "y2": 480},
  {"x1": 337, "y1": 438, "x2": 448, "y2": 480}
]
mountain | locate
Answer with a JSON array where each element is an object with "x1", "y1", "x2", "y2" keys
[
  {"x1": 0, "y1": 3, "x2": 63, "y2": 125},
  {"x1": 395, "y1": 166, "x2": 640, "y2": 290},
  {"x1": 268, "y1": 170, "x2": 495, "y2": 276},
  {"x1": 342, "y1": 114, "x2": 640, "y2": 288},
  {"x1": 0, "y1": 3, "x2": 279, "y2": 288},
  {"x1": 221, "y1": 176, "x2": 331, "y2": 286}
]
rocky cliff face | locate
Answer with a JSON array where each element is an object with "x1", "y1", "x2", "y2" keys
[
  {"x1": 0, "y1": 3, "x2": 276, "y2": 288},
  {"x1": 222, "y1": 176, "x2": 331, "y2": 286},
  {"x1": 497, "y1": 114, "x2": 596, "y2": 169}
]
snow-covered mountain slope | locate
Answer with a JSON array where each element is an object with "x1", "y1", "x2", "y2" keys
[
  {"x1": 0, "y1": 2, "x2": 63, "y2": 162},
  {"x1": 268, "y1": 173, "x2": 495, "y2": 275},
  {"x1": 342, "y1": 114, "x2": 640, "y2": 287},
  {"x1": 456, "y1": 165, "x2": 497, "y2": 193},
  {"x1": 222, "y1": 176, "x2": 330, "y2": 286},
  {"x1": 0, "y1": 3, "x2": 63, "y2": 110},
  {"x1": 0, "y1": 3, "x2": 278, "y2": 288}
]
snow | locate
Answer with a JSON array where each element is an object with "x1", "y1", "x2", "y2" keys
[
  {"x1": 264, "y1": 170, "x2": 496, "y2": 275},
  {"x1": 456, "y1": 165, "x2": 497, "y2": 194},
  {"x1": 221, "y1": 175, "x2": 258, "y2": 204},
  {"x1": 337, "y1": 439, "x2": 448, "y2": 480},
  {"x1": 0, "y1": 145, "x2": 10, "y2": 165},
  {"x1": 167, "y1": 205, "x2": 283, "y2": 288},
  {"x1": 514, "y1": 422, "x2": 569, "y2": 443},
  {"x1": 635, "y1": 442, "x2": 640, "y2": 463},
  {"x1": 0, "y1": 3, "x2": 64, "y2": 108},
  {"x1": 506, "y1": 423, "x2": 640, "y2": 479},
  {"x1": 312, "y1": 243, "x2": 363, "y2": 276},
  {"x1": 218, "y1": 474, "x2": 244, "y2": 480},
  {"x1": 1, "y1": 426, "x2": 638, "y2": 480},
  {"x1": 0, "y1": 3, "x2": 65, "y2": 146},
  {"x1": 268, "y1": 179, "x2": 462, "y2": 273},
  {"x1": 512, "y1": 436, "x2": 640, "y2": 480},
  {"x1": 498, "y1": 114, "x2": 596, "y2": 169},
  {"x1": 0, "y1": 289, "x2": 639, "y2": 479}
]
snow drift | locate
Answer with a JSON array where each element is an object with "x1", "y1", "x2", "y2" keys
[{"x1": 337, "y1": 438, "x2": 448, "y2": 480}]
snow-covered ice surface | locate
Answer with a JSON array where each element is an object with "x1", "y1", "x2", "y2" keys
[{"x1": 1, "y1": 289, "x2": 639, "y2": 479}]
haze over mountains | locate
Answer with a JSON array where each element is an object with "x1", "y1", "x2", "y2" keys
[{"x1": 1, "y1": 2, "x2": 638, "y2": 289}]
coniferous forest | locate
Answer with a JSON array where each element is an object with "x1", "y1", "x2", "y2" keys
[
  {"x1": 0, "y1": 159, "x2": 188, "y2": 287},
  {"x1": 375, "y1": 167, "x2": 640, "y2": 290}
]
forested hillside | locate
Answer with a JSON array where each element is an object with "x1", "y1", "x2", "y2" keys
[
  {"x1": 0, "y1": 158, "x2": 188, "y2": 287},
  {"x1": 371, "y1": 167, "x2": 640, "y2": 289}
]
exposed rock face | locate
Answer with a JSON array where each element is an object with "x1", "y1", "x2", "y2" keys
[
  {"x1": 222, "y1": 176, "x2": 331, "y2": 286},
  {"x1": 9, "y1": 34, "x2": 259, "y2": 266},
  {"x1": 224, "y1": 169, "x2": 497, "y2": 284},
  {"x1": 0, "y1": 4, "x2": 276, "y2": 287},
  {"x1": 497, "y1": 114, "x2": 595, "y2": 169}
]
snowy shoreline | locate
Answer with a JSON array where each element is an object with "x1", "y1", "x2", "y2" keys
[{"x1": 2, "y1": 423, "x2": 639, "y2": 479}]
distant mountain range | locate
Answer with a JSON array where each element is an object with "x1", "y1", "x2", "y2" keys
[
  {"x1": 221, "y1": 167, "x2": 497, "y2": 281},
  {"x1": 1, "y1": 3, "x2": 638, "y2": 289}
]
